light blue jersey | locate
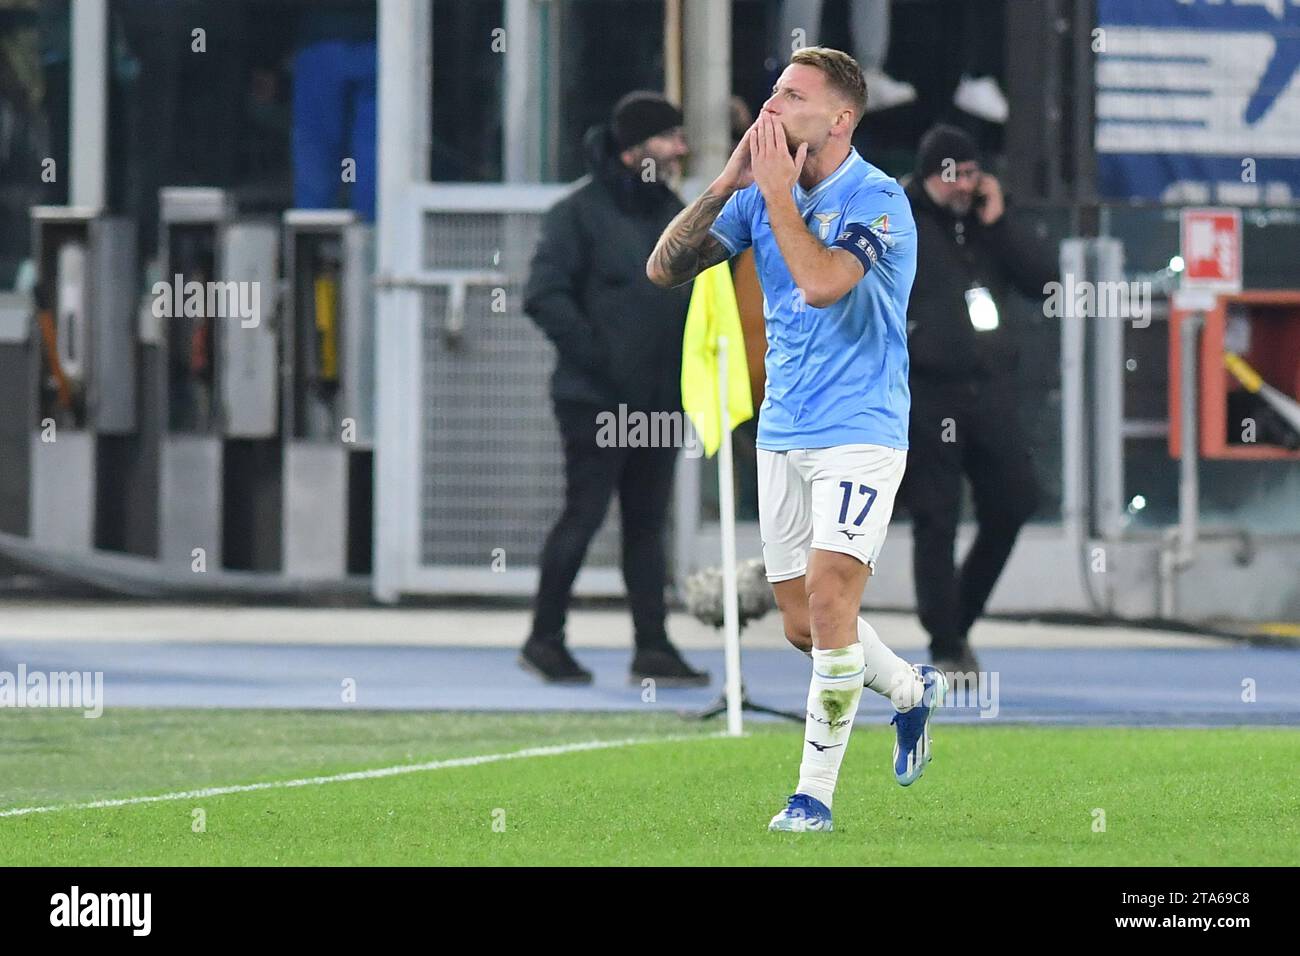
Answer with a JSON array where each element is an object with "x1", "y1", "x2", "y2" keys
[{"x1": 709, "y1": 147, "x2": 915, "y2": 451}]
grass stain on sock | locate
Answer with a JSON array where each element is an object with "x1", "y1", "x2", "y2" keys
[{"x1": 819, "y1": 689, "x2": 856, "y2": 730}]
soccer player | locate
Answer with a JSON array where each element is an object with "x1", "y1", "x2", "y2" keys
[{"x1": 647, "y1": 47, "x2": 945, "y2": 832}]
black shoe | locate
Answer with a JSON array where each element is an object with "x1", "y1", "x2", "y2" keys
[
  {"x1": 629, "y1": 644, "x2": 710, "y2": 688},
  {"x1": 931, "y1": 643, "x2": 981, "y2": 683},
  {"x1": 519, "y1": 637, "x2": 593, "y2": 685}
]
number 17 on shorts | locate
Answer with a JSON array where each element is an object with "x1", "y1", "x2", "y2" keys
[{"x1": 757, "y1": 444, "x2": 907, "y2": 581}]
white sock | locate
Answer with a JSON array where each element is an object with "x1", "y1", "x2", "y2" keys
[
  {"x1": 858, "y1": 617, "x2": 924, "y2": 711},
  {"x1": 795, "y1": 643, "x2": 865, "y2": 809}
]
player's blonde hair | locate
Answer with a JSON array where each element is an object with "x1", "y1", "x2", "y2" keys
[{"x1": 789, "y1": 47, "x2": 868, "y2": 127}]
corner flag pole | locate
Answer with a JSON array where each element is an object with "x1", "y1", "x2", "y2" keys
[{"x1": 716, "y1": 335, "x2": 744, "y2": 737}]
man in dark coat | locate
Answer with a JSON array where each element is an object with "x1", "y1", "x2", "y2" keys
[
  {"x1": 901, "y1": 124, "x2": 1058, "y2": 676},
  {"x1": 520, "y1": 92, "x2": 709, "y2": 687}
]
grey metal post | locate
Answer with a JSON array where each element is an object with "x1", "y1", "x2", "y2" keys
[
  {"x1": 682, "y1": 0, "x2": 731, "y2": 194},
  {"x1": 1058, "y1": 240, "x2": 1088, "y2": 545},
  {"x1": 1092, "y1": 238, "x2": 1126, "y2": 540},
  {"x1": 1160, "y1": 311, "x2": 1202, "y2": 618},
  {"x1": 673, "y1": 0, "x2": 731, "y2": 590},
  {"x1": 1059, "y1": 237, "x2": 1111, "y2": 613},
  {"x1": 673, "y1": 447, "x2": 701, "y2": 587},
  {"x1": 70, "y1": 0, "x2": 108, "y2": 211},
  {"x1": 1178, "y1": 314, "x2": 1201, "y2": 559},
  {"x1": 503, "y1": 0, "x2": 541, "y2": 182},
  {"x1": 374, "y1": 0, "x2": 432, "y2": 602}
]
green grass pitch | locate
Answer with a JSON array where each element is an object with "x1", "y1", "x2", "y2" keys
[{"x1": 1, "y1": 710, "x2": 1296, "y2": 865}]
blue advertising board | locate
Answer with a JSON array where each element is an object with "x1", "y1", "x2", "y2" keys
[{"x1": 1096, "y1": 0, "x2": 1300, "y2": 202}]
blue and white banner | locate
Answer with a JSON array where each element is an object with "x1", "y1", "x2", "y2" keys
[{"x1": 1095, "y1": 0, "x2": 1300, "y2": 202}]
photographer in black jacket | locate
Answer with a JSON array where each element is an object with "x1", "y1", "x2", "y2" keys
[
  {"x1": 519, "y1": 92, "x2": 709, "y2": 687},
  {"x1": 901, "y1": 125, "x2": 1057, "y2": 676}
]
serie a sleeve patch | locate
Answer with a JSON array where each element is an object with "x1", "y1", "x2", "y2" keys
[{"x1": 831, "y1": 222, "x2": 888, "y2": 273}]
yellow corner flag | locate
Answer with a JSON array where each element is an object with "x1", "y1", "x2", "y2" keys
[{"x1": 681, "y1": 262, "x2": 754, "y2": 457}]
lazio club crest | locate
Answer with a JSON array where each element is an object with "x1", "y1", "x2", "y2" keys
[{"x1": 813, "y1": 212, "x2": 840, "y2": 240}]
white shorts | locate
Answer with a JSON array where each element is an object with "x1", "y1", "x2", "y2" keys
[{"x1": 757, "y1": 443, "x2": 907, "y2": 582}]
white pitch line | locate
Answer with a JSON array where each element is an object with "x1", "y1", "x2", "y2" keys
[{"x1": 0, "y1": 733, "x2": 726, "y2": 819}]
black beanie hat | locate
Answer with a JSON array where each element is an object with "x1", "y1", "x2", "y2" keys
[
  {"x1": 612, "y1": 91, "x2": 684, "y2": 150},
  {"x1": 915, "y1": 124, "x2": 980, "y2": 180}
]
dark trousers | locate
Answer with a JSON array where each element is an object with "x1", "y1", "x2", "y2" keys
[
  {"x1": 530, "y1": 400, "x2": 679, "y2": 648},
  {"x1": 902, "y1": 378, "x2": 1039, "y2": 658}
]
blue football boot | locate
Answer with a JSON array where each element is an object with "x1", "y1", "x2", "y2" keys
[
  {"x1": 890, "y1": 664, "x2": 947, "y2": 786},
  {"x1": 768, "y1": 793, "x2": 834, "y2": 832}
]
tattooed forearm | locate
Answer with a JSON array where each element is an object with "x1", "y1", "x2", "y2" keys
[{"x1": 646, "y1": 190, "x2": 733, "y2": 288}]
